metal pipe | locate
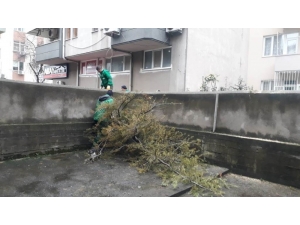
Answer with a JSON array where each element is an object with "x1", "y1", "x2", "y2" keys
[
  {"x1": 62, "y1": 28, "x2": 80, "y2": 87},
  {"x1": 213, "y1": 93, "x2": 219, "y2": 133},
  {"x1": 184, "y1": 28, "x2": 188, "y2": 92}
]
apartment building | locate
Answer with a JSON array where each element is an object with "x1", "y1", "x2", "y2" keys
[
  {"x1": 0, "y1": 28, "x2": 47, "y2": 82},
  {"x1": 26, "y1": 28, "x2": 249, "y2": 92},
  {"x1": 0, "y1": 28, "x2": 6, "y2": 78},
  {"x1": 247, "y1": 28, "x2": 300, "y2": 91}
]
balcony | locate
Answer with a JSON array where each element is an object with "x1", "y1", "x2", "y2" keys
[
  {"x1": 111, "y1": 28, "x2": 170, "y2": 52},
  {"x1": 35, "y1": 40, "x2": 63, "y2": 64},
  {"x1": 275, "y1": 54, "x2": 300, "y2": 72},
  {"x1": 27, "y1": 28, "x2": 68, "y2": 65},
  {"x1": 0, "y1": 28, "x2": 5, "y2": 34}
]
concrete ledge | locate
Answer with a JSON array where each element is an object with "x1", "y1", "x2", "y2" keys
[{"x1": 176, "y1": 128, "x2": 300, "y2": 189}]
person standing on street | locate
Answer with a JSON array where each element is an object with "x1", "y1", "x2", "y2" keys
[{"x1": 96, "y1": 66, "x2": 113, "y2": 90}]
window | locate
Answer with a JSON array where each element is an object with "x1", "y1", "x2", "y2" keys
[
  {"x1": 86, "y1": 60, "x2": 96, "y2": 74},
  {"x1": 106, "y1": 56, "x2": 131, "y2": 72},
  {"x1": 92, "y1": 28, "x2": 98, "y2": 32},
  {"x1": 81, "y1": 60, "x2": 98, "y2": 74},
  {"x1": 284, "y1": 80, "x2": 296, "y2": 90},
  {"x1": 263, "y1": 33, "x2": 298, "y2": 56},
  {"x1": 19, "y1": 62, "x2": 24, "y2": 71},
  {"x1": 274, "y1": 71, "x2": 300, "y2": 91},
  {"x1": 144, "y1": 47, "x2": 172, "y2": 69},
  {"x1": 65, "y1": 28, "x2": 78, "y2": 40},
  {"x1": 13, "y1": 41, "x2": 25, "y2": 52},
  {"x1": 261, "y1": 80, "x2": 274, "y2": 91},
  {"x1": 65, "y1": 28, "x2": 71, "y2": 40},
  {"x1": 73, "y1": 28, "x2": 78, "y2": 38},
  {"x1": 14, "y1": 28, "x2": 23, "y2": 32},
  {"x1": 13, "y1": 61, "x2": 23, "y2": 71}
]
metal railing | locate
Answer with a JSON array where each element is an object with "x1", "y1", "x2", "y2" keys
[{"x1": 274, "y1": 70, "x2": 300, "y2": 91}]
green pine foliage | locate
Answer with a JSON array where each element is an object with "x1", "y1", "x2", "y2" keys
[{"x1": 85, "y1": 93, "x2": 226, "y2": 196}]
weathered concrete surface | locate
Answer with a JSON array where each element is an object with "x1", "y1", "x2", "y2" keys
[
  {"x1": 1, "y1": 151, "x2": 300, "y2": 197},
  {"x1": 182, "y1": 172, "x2": 300, "y2": 197},
  {"x1": 0, "y1": 79, "x2": 107, "y2": 124},
  {"x1": 0, "y1": 122, "x2": 93, "y2": 160},
  {"x1": 0, "y1": 151, "x2": 188, "y2": 197}
]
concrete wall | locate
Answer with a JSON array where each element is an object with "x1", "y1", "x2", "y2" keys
[
  {"x1": 2, "y1": 80, "x2": 300, "y2": 187},
  {"x1": 153, "y1": 93, "x2": 216, "y2": 131},
  {"x1": 153, "y1": 91, "x2": 300, "y2": 144},
  {"x1": 152, "y1": 91, "x2": 300, "y2": 188},
  {"x1": 216, "y1": 93, "x2": 300, "y2": 143},
  {"x1": 0, "y1": 79, "x2": 109, "y2": 160},
  {"x1": 182, "y1": 129, "x2": 300, "y2": 188},
  {"x1": 132, "y1": 29, "x2": 187, "y2": 92},
  {"x1": 185, "y1": 28, "x2": 250, "y2": 92}
]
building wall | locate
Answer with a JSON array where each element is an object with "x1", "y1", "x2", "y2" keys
[
  {"x1": 65, "y1": 28, "x2": 110, "y2": 57},
  {"x1": 247, "y1": 28, "x2": 283, "y2": 90},
  {"x1": 132, "y1": 29, "x2": 187, "y2": 92},
  {"x1": 0, "y1": 28, "x2": 13, "y2": 79},
  {"x1": 185, "y1": 28, "x2": 250, "y2": 91},
  {"x1": 55, "y1": 62, "x2": 78, "y2": 86},
  {"x1": 0, "y1": 28, "x2": 48, "y2": 82}
]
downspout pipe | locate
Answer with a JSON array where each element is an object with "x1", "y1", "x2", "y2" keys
[
  {"x1": 61, "y1": 28, "x2": 80, "y2": 87},
  {"x1": 183, "y1": 28, "x2": 188, "y2": 92},
  {"x1": 112, "y1": 47, "x2": 133, "y2": 91}
]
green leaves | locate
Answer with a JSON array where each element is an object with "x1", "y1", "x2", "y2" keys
[{"x1": 85, "y1": 93, "x2": 226, "y2": 196}]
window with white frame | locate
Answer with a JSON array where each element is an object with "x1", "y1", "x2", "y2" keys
[
  {"x1": 106, "y1": 56, "x2": 131, "y2": 73},
  {"x1": 144, "y1": 47, "x2": 171, "y2": 69},
  {"x1": 263, "y1": 33, "x2": 298, "y2": 56},
  {"x1": 13, "y1": 41, "x2": 25, "y2": 52},
  {"x1": 261, "y1": 80, "x2": 274, "y2": 91},
  {"x1": 13, "y1": 61, "x2": 24, "y2": 71}
]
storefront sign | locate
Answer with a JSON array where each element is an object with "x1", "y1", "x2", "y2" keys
[{"x1": 44, "y1": 64, "x2": 68, "y2": 79}]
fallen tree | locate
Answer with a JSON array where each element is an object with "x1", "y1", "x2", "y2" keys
[{"x1": 85, "y1": 93, "x2": 226, "y2": 196}]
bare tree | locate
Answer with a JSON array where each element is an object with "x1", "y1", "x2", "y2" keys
[{"x1": 25, "y1": 36, "x2": 45, "y2": 83}]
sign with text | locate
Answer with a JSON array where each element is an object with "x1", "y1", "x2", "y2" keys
[{"x1": 44, "y1": 64, "x2": 68, "y2": 79}]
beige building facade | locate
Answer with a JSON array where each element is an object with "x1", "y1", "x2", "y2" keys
[{"x1": 247, "y1": 28, "x2": 300, "y2": 91}]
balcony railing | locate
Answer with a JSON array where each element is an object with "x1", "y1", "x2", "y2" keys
[{"x1": 274, "y1": 70, "x2": 300, "y2": 91}]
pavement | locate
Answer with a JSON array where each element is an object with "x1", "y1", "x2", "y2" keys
[{"x1": 0, "y1": 151, "x2": 300, "y2": 197}]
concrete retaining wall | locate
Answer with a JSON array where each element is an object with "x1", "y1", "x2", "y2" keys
[
  {"x1": 153, "y1": 92, "x2": 300, "y2": 144},
  {"x1": 1, "y1": 80, "x2": 300, "y2": 188},
  {"x1": 180, "y1": 129, "x2": 300, "y2": 188},
  {"x1": 152, "y1": 92, "x2": 300, "y2": 188},
  {"x1": 0, "y1": 79, "x2": 108, "y2": 160}
]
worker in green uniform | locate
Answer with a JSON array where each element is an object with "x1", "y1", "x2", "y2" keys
[
  {"x1": 96, "y1": 66, "x2": 113, "y2": 90},
  {"x1": 93, "y1": 90, "x2": 114, "y2": 123}
]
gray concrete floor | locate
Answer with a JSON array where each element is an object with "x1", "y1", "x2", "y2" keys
[{"x1": 0, "y1": 151, "x2": 300, "y2": 197}]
